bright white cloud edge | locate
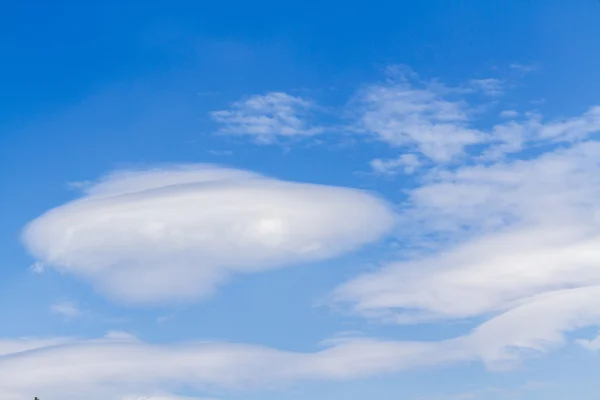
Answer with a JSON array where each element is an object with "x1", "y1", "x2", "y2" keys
[
  {"x1": 22, "y1": 165, "x2": 396, "y2": 304},
  {"x1": 334, "y1": 141, "x2": 600, "y2": 323},
  {"x1": 330, "y1": 138, "x2": 600, "y2": 376}
]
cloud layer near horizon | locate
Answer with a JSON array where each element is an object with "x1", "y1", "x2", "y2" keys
[
  {"x1": 22, "y1": 165, "x2": 395, "y2": 304},
  {"x1": 4, "y1": 288, "x2": 600, "y2": 400}
]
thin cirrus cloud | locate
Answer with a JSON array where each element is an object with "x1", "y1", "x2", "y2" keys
[
  {"x1": 357, "y1": 73, "x2": 600, "y2": 172},
  {"x1": 49, "y1": 300, "x2": 83, "y2": 318},
  {"x1": 209, "y1": 70, "x2": 600, "y2": 176},
  {"x1": 351, "y1": 75, "x2": 483, "y2": 163},
  {"x1": 22, "y1": 164, "x2": 396, "y2": 304},
  {"x1": 210, "y1": 92, "x2": 324, "y2": 143},
  {"x1": 468, "y1": 78, "x2": 504, "y2": 96},
  {"x1": 334, "y1": 141, "x2": 600, "y2": 318},
  {"x1": 323, "y1": 71, "x2": 600, "y2": 369},
  {"x1": 370, "y1": 153, "x2": 422, "y2": 176},
  {"x1": 577, "y1": 333, "x2": 600, "y2": 351},
  {"x1": 208, "y1": 70, "x2": 490, "y2": 161}
]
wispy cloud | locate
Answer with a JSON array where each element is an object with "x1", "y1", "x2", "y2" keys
[
  {"x1": 577, "y1": 332, "x2": 600, "y2": 351},
  {"x1": 50, "y1": 301, "x2": 83, "y2": 319},
  {"x1": 28, "y1": 261, "x2": 45, "y2": 274},
  {"x1": 509, "y1": 63, "x2": 538, "y2": 74},
  {"x1": 353, "y1": 73, "x2": 483, "y2": 162},
  {"x1": 482, "y1": 106, "x2": 600, "y2": 160},
  {"x1": 334, "y1": 69, "x2": 600, "y2": 369},
  {"x1": 357, "y1": 72, "x2": 600, "y2": 167},
  {"x1": 333, "y1": 138, "x2": 600, "y2": 367},
  {"x1": 211, "y1": 92, "x2": 323, "y2": 143},
  {"x1": 469, "y1": 78, "x2": 504, "y2": 96},
  {"x1": 208, "y1": 68, "x2": 598, "y2": 172},
  {"x1": 370, "y1": 154, "x2": 422, "y2": 175}
]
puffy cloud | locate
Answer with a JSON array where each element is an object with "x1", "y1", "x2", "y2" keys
[
  {"x1": 211, "y1": 92, "x2": 323, "y2": 143},
  {"x1": 23, "y1": 165, "x2": 395, "y2": 304}
]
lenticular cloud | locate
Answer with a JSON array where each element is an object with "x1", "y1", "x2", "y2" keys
[{"x1": 23, "y1": 165, "x2": 395, "y2": 304}]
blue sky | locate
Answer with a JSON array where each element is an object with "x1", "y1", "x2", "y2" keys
[{"x1": 2, "y1": 1, "x2": 600, "y2": 399}]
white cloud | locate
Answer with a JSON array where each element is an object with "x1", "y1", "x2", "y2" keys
[
  {"x1": 50, "y1": 301, "x2": 83, "y2": 318},
  {"x1": 0, "y1": 337, "x2": 72, "y2": 356},
  {"x1": 0, "y1": 312, "x2": 584, "y2": 400},
  {"x1": 352, "y1": 70, "x2": 600, "y2": 164},
  {"x1": 354, "y1": 75, "x2": 483, "y2": 162},
  {"x1": 577, "y1": 333, "x2": 600, "y2": 351},
  {"x1": 28, "y1": 261, "x2": 45, "y2": 274},
  {"x1": 535, "y1": 106, "x2": 600, "y2": 141},
  {"x1": 370, "y1": 154, "x2": 422, "y2": 175},
  {"x1": 0, "y1": 332, "x2": 468, "y2": 400},
  {"x1": 23, "y1": 165, "x2": 395, "y2": 304},
  {"x1": 332, "y1": 140, "x2": 600, "y2": 365},
  {"x1": 207, "y1": 70, "x2": 600, "y2": 166},
  {"x1": 467, "y1": 285, "x2": 600, "y2": 368},
  {"x1": 335, "y1": 141, "x2": 600, "y2": 320},
  {"x1": 483, "y1": 106, "x2": 600, "y2": 159},
  {"x1": 211, "y1": 92, "x2": 323, "y2": 143}
]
